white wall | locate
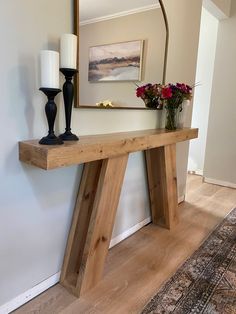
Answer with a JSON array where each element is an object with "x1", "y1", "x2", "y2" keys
[
  {"x1": 163, "y1": 0, "x2": 202, "y2": 195},
  {"x1": 204, "y1": 0, "x2": 236, "y2": 185},
  {"x1": 188, "y1": 8, "x2": 219, "y2": 174},
  {"x1": 0, "y1": 0, "x2": 202, "y2": 309},
  {"x1": 0, "y1": 0, "x2": 78, "y2": 307}
]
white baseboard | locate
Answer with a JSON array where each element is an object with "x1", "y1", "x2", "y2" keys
[
  {"x1": 188, "y1": 170, "x2": 203, "y2": 176},
  {"x1": 110, "y1": 195, "x2": 185, "y2": 248},
  {"x1": 204, "y1": 177, "x2": 236, "y2": 189},
  {"x1": 178, "y1": 195, "x2": 185, "y2": 204},
  {"x1": 109, "y1": 216, "x2": 152, "y2": 249},
  {"x1": 1, "y1": 195, "x2": 185, "y2": 313},
  {"x1": 0, "y1": 272, "x2": 61, "y2": 314}
]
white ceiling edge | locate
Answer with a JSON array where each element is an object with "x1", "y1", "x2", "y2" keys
[
  {"x1": 80, "y1": 4, "x2": 160, "y2": 26},
  {"x1": 203, "y1": 0, "x2": 230, "y2": 20}
]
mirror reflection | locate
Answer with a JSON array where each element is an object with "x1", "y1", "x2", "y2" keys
[{"x1": 76, "y1": 0, "x2": 165, "y2": 109}]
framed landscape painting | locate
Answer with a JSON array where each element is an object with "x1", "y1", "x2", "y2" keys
[{"x1": 88, "y1": 40, "x2": 144, "y2": 82}]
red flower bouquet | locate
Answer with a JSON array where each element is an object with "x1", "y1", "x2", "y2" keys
[
  {"x1": 162, "y1": 83, "x2": 193, "y2": 130},
  {"x1": 136, "y1": 83, "x2": 163, "y2": 109},
  {"x1": 136, "y1": 82, "x2": 193, "y2": 130},
  {"x1": 162, "y1": 83, "x2": 192, "y2": 109}
]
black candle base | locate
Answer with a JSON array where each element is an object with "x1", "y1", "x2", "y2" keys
[
  {"x1": 39, "y1": 134, "x2": 64, "y2": 145},
  {"x1": 39, "y1": 88, "x2": 63, "y2": 146},
  {"x1": 60, "y1": 68, "x2": 79, "y2": 141},
  {"x1": 59, "y1": 130, "x2": 79, "y2": 141}
]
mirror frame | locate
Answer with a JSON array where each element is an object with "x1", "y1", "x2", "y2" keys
[{"x1": 73, "y1": 0, "x2": 169, "y2": 110}]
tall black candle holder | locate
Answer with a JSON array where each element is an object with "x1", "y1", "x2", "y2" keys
[
  {"x1": 59, "y1": 68, "x2": 79, "y2": 141},
  {"x1": 39, "y1": 88, "x2": 63, "y2": 145}
]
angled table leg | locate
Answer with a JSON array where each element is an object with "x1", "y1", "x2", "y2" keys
[
  {"x1": 60, "y1": 154, "x2": 129, "y2": 297},
  {"x1": 145, "y1": 144, "x2": 178, "y2": 229}
]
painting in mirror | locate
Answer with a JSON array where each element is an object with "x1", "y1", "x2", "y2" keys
[
  {"x1": 88, "y1": 40, "x2": 143, "y2": 82},
  {"x1": 74, "y1": 0, "x2": 166, "y2": 109}
]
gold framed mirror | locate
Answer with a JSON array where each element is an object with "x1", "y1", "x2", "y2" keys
[{"x1": 74, "y1": 0, "x2": 168, "y2": 109}]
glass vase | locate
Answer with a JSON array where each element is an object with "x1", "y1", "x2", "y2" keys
[
  {"x1": 165, "y1": 108, "x2": 179, "y2": 130},
  {"x1": 144, "y1": 98, "x2": 161, "y2": 109},
  {"x1": 177, "y1": 100, "x2": 190, "y2": 128}
]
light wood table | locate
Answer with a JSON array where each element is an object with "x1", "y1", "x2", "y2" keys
[{"x1": 19, "y1": 128, "x2": 198, "y2": 297}]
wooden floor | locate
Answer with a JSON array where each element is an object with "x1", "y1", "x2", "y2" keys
[{"x1": 14, "y1": 175, "x2": 236, "y2": 314}]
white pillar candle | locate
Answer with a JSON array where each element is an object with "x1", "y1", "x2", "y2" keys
[
  {"x1": 60, "y1": 34, "x2": 77, "y2": 69},
  {"x1": 40, "y1": 50, "x2": 60, "y2": 89}
]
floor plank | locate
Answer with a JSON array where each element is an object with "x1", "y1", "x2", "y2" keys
[{"x1": 14, "y1": 175, "x2": 236, "y2": 314}]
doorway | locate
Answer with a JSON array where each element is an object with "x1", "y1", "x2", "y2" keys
[{"x1": 188, "y1": 7, "x2": 219, "y2": 176}]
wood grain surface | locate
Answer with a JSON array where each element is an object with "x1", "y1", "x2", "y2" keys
[
  {"x1": 146, "y1": 144, "x2": 178, "y2": 229},
  {"x1": 60, "y1": 155, "x2": 129, "y2": 297},
  {"x1": 19, "y1": 128, "x2": 198, "y2": 170}
]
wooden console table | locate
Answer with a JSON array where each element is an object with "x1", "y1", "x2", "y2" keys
[{"x1": 19, "y1": 128, "x2": 198, "y2": 297}]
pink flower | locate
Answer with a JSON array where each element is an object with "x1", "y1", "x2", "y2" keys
[
  {"x1": 176, "y1": 83, "x2": 192, "y2": 94},
  {"x1": 162, "y1": 87, "x2": 172, "y2": 99},
  {"x1": 136, "y1": 86, "x2": 145, "y2": 98}
]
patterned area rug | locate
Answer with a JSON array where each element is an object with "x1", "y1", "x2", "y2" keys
[{"x1": 141, "y1": 208, "x2": 236, "y2": 314}]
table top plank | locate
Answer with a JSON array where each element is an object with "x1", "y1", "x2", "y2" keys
[{"x1": 19, "y1": 128, "x2": 198, "y2": 170}]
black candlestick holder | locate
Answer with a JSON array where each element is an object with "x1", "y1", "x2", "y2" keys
[
  {"x1": 59, "y1": 68, "x2": 79, "y2": 141},
  {"x1": 39, "y1": 88, "x2": 63, "y2": 145}
]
